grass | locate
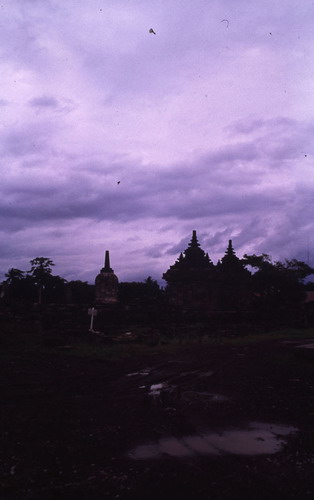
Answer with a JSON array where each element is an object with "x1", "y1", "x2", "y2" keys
[
  {"x1": 42, "y1": 326, "x2": 314, "y2": 360},
  {"x1": 63, "y1": 340, "x2": 162, "y2": 360},
  {"x1": 1, "y1": 319, "x2": 314, "y2": 362},
  {"x1": 223, "y1": 327, "x2": 314, "y2": 345}
]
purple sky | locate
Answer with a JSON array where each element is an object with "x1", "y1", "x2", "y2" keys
[{"x1": 1, "y1": 0, "x2": 314, "y2": 284}]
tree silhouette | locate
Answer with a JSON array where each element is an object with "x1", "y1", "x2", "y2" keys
[
  {"x1": 119, "y1": 277, "x2": 162, "y2": 302},
  {"x1": 66, "y1": 280, "x2": 94, "y2": 304},
  {"x1": 243, "y1": 254, "x2": 314, "y2": 320},
  {"x1": 5, "y1": 268, "x2": 25, "y2": 284},
  {"x1": 28, "y1": 257, "x2": 55, "y2": 304}
]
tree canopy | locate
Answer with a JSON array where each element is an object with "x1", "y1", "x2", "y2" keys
[
  {"x1": 242, "y1": 253, "x2": 314, "y2": 318},
  {"x1": 1, "y1": 254, "x2": 314, "y2": 322}
]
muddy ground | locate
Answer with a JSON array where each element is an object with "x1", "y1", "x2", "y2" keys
[{"x1": 1, "y1": 329, "x2": 314, "y2": 499}]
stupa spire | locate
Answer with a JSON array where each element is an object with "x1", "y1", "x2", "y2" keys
[
  {"x1": 95, "y1": 249, "x2": 119, "y2": 304},
  {"x1": 102, "y1": 250, "x2": 113, "y2": 273},
  {"x1": 189, "y1": 230, "x2": 200, "y2": 248},
  {"x1": 226, "y1": 239, "x2": 235, "y2": 257}
]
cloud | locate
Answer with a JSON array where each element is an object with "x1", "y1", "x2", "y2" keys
[
  {"x1": 1, "y1": 116, "x2": 312, "y2": 231},
  {"x1": 1, "y1": 131, "x2": 46, "y2": 157},
  {"x1": 1, "y1": 1, "x2": 314, "y2": 282},
  {"x1": 226, "y1": 117, "x2": 266, "y2": 135},
  {"x1": 165, "y1": 235, "x2": 191, "y2": 256},
  {"x1": 28, "y1": 95, "x2": 59, "y2": 108},
  {"x1": 0, "y1": 133, "x2": 294, "y2": 235}
]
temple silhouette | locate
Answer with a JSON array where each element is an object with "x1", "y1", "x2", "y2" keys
[
  {"x1": 92, "y1": 230, "x2": 313, "y2": 329},
  {"x1": 1, "y1": 230, "x2": 312, "y2": 333},
  {"x1": 162, "y1": 230, "x2": 250, "y2": 312},
  {"x1": 95, "y1": 230, "x2": 251, "y2": 313},
  {"x1": 95, "y1": 250, "x2": 119, "y2": 304}
]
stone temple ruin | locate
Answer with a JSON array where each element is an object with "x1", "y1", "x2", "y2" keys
[
  {"x1": 95, "y1": 250, "x2": 119, "y2": 304},
  {"x1": 162, "y1": 230, "x2": 251, "y2": 312},
  {"x1": 95, "y1": 231, "x2": 251, "y2": 312}
]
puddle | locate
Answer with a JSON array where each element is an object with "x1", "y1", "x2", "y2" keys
[
  {"x1": 185, "y1": 392, "x2": 228, "y2": 402},
  {"x1": 283, "y1": 339, "x2": 314, "y2": 346},
  {"x1": 150, "y1": 383, "x2": 165, "y2": 391},
  {"x1": 127, "y1": 370, "x2": 150, "y2": 377},
  {"x1": 150, "y1": 383, "x2": 167, "y2": 395},
  {"x1": 181, "y1": 370, "x2": 214, "y2": 378},
  {"x1": 281, "y1": 340, "x2": 302, "y2": 344},
  {"x1": 198, "y1": 393, "x2": 228, "y2": 402},
  {"x1": 129, "y1": 422, "x2": 297, "y2": 460}
]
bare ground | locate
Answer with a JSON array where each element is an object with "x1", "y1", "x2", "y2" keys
[{"x1": 1, "y1": 330, "x2": 314, "y2": 499}]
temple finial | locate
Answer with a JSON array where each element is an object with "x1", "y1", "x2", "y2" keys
[
  {"x1": 103, "y1": 250, "x2": 113, "y2": 272},
  {"x1": 189, "y1": 230, "x2": 200, "y2": 248},
  {"x1": 226, "y1": 240, "x2": 235, "y2": 256}
]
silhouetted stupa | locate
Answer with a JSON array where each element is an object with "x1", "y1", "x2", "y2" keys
[{"x1": 95, "y1": 250, "x2": 119, "y2": 304}]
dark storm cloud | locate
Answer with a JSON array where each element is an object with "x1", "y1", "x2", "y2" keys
[
  {"x1": 203, "y1": 227, "x2": 233, "y2": 249},
  {"x1": 151, "y1": 116, "x2": 314, "y2": 198},
  {"x1": 165, "y1": 235, "x2": 192, "y2": 256},
  {"x1": 227, "y1": 116, "x2": 298, "y2": 136},
  {"x1": 226, "y1": 117, "x2": 266, "y2": 135},
  {"x1": 149, "y1": 187, "x2": 289, "y2": 221},
  {"x1": 27, "y1": 96, "x2": 76, "y2": 114},
  {"x1": 0, "y1": 114, "x2": 311, "y2": 274},
  {"x1": 1, "y1": 0, "x2": 314, "y2": 283},
  {"x1": 0, "y1": 114, "x2": 307, "y2": 234},
  {"x1": 207, "y1": 141, "x2": 260, "y2": 164},
  {"x1": 2, "y1": 131, "x2": 46, "y2": 157},
  {"x1": 229, "y1": 218, "x2": 269, "y2": 248},
  {"x1": 1, "y1": 121, "x2": 57, "y2": 158},
  {"x1": 28, "y1": 95, "x2": 59, "y2": 108},
  {"x1": 228, "y1": 117, "x2": 313, "y2": 159},
  {"x1": 0, "y1": 170, "x2": 149, "y2": 225},
  {"x1": 0, "y1": 157, "x2": 288, "y2": 233}
]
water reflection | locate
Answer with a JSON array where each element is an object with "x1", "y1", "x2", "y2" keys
[
  {"x1": 194, "y1": 392, "x2": 228, "y2": 402},
  {"x1": 129, "y1": 422, "x2": 297, "y2": 459},
  {"x1": 127, "y1": 370, "x2": 150, "y2": 377},
  {"x1": 149, "y1": 383, "x2": 168, "y2": 396},
  {"x1": 296, "y1": 343, "x2": 314, "y2": 349}
]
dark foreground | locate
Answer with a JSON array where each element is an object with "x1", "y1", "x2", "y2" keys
[{"x1": 1, "y1": 330, "x2": 314, "y2": 499}]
